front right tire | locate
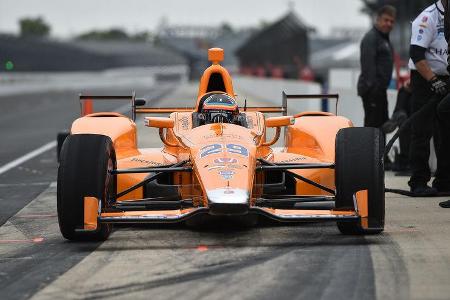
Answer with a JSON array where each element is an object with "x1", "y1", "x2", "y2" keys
[{"x1": 334, "y1": 127, "x2": 385, "y2": 235}]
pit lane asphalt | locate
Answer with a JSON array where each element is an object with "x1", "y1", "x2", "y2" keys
[
  {"x1": 0, "y1": 83, "x2": 175, "y2": 299},
  {"x1": 0, "y1": 85, "x2": 171, "y2": 226},
  {"x1": 1, "y1": 80, "x2": 450, "y2": 300}
]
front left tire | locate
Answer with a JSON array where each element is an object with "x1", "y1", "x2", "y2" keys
[{"x1": 57, "y1": 134, "x2": 116, "y2": 241}]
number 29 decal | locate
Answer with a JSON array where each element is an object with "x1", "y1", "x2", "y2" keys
[
  {"x1": 199, "y1": 144, "x2": 222, "y2": 158},
  {"x1": 226, "y1": 144, "x2": 248, "y2": 156},
  {"x1": 200, "y1": 144, "x2": 249, "y2": 158}
]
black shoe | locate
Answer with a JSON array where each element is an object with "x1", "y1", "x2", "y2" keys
[
  {"x1": 410, "y1": 184, "x2": 438, "y2": 196},
  {"x1": 382, "y1": 111, "x2": 408, "y2": 134},
  {"x1": 439, "y1": 200, "x2": 450, "y2": 208}
]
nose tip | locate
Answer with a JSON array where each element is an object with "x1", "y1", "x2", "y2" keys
[{"x1": 207, "y1": 188, "x2": 249, "y2": 215}]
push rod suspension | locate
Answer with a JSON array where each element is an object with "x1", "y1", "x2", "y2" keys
[
  {"x1": 258, "y1": 159, "x2": 336, "y2": 195},
  {"x1": 114, "y1": 160, "x2": 189, "y2": 199}
]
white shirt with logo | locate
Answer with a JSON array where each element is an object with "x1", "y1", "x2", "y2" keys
[{"x1": 409, "y1": 1, "x2": 448, "y2": 75}]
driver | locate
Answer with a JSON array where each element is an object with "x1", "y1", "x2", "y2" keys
[{"x1": 199, "y1": 93, "x2": 239, "y2": 124}]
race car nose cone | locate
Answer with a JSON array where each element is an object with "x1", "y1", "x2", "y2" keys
[{"x1": 207, "y1": 188, "x2": 249, "y2": 215}]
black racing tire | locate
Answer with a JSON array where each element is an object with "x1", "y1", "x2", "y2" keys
[
  {"x1": 57, "y1": 131, "x2": 70, "y2": 163},
  {"x1": 57, "y1": 134, "x2": 116, "y2": 241},
  {"x1": 335, "y1": 127, "x2": 385, "y2": 235}
]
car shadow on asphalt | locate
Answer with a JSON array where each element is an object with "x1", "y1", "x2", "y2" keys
[{"x1": 94, "y1": 219, "x2": 389, "y2": 252}]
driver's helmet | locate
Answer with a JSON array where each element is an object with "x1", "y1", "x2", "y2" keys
[{"x1": 201, "y1": 93, "x2": 238, "y2": 124}]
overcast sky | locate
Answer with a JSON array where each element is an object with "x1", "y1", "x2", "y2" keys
[{"x1": 0, "y1": 0, "x2": 370, "y2": 38}]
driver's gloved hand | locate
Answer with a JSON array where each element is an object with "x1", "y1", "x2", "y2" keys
[{"x1": 429, "y1": 76, "x2": 448, "y2": 95}]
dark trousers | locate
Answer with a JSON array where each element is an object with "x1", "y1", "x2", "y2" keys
[
  {"x1": 409, "y1": 71, "x2": 450, "y2": 188},
  {"x1": 362, "y1": 88, "x2": 389, "y2": 128},
  {"x1": 434, "y1": 94, "x2": 450, "y2": 189}
]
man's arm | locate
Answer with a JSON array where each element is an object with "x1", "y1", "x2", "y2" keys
[
  {"x1": 411, "y1": 45, "x2": 435, "y2": 81},
  {"x1": 415, "y1": 60, "x2": 435, "y2": 81},
  {"x1": 412, "y1": 46, "x2": 448, "y2": 95},
  {"x1": 409, "y1": 12, "x2": 448, "y2": 95},
  {"x1": 411, "y1": 42, "x2": 447, "y2": 95}
]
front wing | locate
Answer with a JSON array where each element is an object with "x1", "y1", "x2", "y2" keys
[{"x1": 96, "y1": 207, "x2": 358, "y2": 224}]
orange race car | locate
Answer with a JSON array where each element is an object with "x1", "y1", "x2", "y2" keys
[{"x1": 57, "y1": 48, "x2": 385, "y2": 241}]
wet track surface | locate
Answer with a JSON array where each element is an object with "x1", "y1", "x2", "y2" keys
[{"x1": 1, "y1": 77, "x2": 450, "y2": 299}]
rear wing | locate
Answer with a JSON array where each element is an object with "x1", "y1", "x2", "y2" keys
[
  {"x1": 79, "y1": 93, "x2": 138, "y2": 120},
  {"x1": 134, "y1": 106, "x2": 286, "y2": 114},
  {"x1": 79, "y1": 92, "x2": 340, "y2": 120}
]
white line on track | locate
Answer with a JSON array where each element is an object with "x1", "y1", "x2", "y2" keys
[
  {"x1": 0, "y1": 100, "x2": 135, "y2": 177},
  {"x1": 0, "y1": 105, "x2": 128, "y2": 177},
  {"x1": 0, "y1": 89, "x2": 167, "y2": 177},
  {"x1": 0, "y1": 102, "x2": 133, "y2": 177},
  {"x1": 0, "y1": 141, "x2": 57, "y2": 175}
]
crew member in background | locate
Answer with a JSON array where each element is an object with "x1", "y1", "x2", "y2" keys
[
  {"x1": 408, "y1": 0, "x2": 450, "y2": 196},
  {"x1": 357, "y1": 5, "x2": 396, "y2": 129}
]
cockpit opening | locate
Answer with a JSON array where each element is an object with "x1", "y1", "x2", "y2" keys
[{"x1": 206, "y1": 73, "x2": 226, "y2": 93}]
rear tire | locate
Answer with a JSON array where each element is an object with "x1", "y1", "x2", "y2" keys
[
  {"x1": 57, "y1": 134, "x2": 116, "y2": 241},
  {"x1": 335, "y1": 127, "x2": 384, "y2": 235}
]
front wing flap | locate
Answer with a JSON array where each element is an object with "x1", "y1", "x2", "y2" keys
[{"x1": 93, "y1": 206, "x2": 358, "y2": 225}]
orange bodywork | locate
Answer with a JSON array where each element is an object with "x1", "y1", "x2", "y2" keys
[
  {"x1": 69, "y1": 48, "x2": 365, "y2": 225},
  {"x1": 84, "y1": 197, "x2": 99, "y2": 230},
  {"x1": 356, "y1": 189, "x2": 369, "y2": 229},
  {"x1": 285, "y1": 115, "x2": 353, "y2": 196}
]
